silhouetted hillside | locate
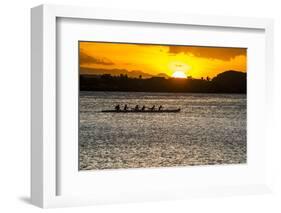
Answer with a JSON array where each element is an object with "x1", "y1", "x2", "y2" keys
[
  {"x1": 211, "y1": 70, "x2": 246, "y2": 93},
  {"x1": 80, "y1": 70, "x2": 246, "y2": 94}
]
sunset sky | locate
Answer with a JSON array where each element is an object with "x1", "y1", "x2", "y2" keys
[{"x1": 79, "y1": 41, "x2": 247, "y2": 79}]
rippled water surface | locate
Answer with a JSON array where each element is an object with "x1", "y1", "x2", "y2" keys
[{"x1": 79, "y1": 91, "x2": 246, "y2": 170}]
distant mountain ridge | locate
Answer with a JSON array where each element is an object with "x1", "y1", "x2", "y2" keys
[{"x1": 80, "y1": 67, "x2": 170, "y2": 79}]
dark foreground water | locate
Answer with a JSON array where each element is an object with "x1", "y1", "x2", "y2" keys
[{"x1": 79, "y1": 91, "x2": 246, "y2": 170}]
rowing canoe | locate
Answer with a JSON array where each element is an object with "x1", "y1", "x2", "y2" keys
[{"x1": 101, "y1": 109, "x2": 181, "y2": 113}]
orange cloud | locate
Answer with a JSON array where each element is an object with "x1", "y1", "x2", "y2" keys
[
  {"x1": 79, "y1": 41, "x2": 247, "y2": 79},
  {"x1": 169, "y1": 46, "x2": 246, "y2": 61},
  {"x1": 80, "y1": 50, "x2": 114, "y2": 66}
]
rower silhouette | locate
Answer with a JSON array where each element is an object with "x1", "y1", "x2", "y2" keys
[
  {"x1": 150, "y1": 105, "x2": 155, "y2": 111},
  {"x1": 124, "y1": 104, "x2": 128, "y2": 111},
  {"x1": 134, "y1": 105, "x2": 139, "y2": 111},
  {"x1": 158, "y1": 105, "x2": 163, "y2": 111},
  {"x1": 115, "y1": 104, "x2": 120, "y2": 111},
  {"x1": 141, "y1": 105, "x2": 146, "y2": 111}
]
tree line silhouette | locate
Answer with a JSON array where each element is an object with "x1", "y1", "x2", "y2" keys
[{"x1": 80, "y1": 70, "x2": 246, "y2": 93}]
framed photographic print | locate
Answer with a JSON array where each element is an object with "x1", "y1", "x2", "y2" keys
[
  {"x1": 78, "y1": 41, "x2": 247, "y2": 170},
  {"x1": 31, "y1": 4, "x2": 274, "y2": 208}
]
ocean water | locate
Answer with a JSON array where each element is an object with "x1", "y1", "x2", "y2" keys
[{"x1": 79, "y1": 91, "x2": 246, "y2": 170}]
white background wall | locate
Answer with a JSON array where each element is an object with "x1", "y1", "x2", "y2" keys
[{"x1": 0, "y1": 0, "x2": 280, "y2": 212}]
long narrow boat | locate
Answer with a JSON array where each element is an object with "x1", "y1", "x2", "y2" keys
[{"x1": 101, "y1": 108, "x2": 181, "y2": 113}]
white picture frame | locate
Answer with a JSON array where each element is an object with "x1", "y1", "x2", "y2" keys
[{"x1": 31, "y1": 4, "x2": 274, "y2": 208}]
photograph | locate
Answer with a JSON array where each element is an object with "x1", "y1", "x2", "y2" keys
[{"x1": 79, "y1": 41, "x2": 247, "y2": 170}]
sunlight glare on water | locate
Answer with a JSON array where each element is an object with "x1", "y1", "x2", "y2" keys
[{"x1": 79, "y1": 91, "x2": 246, "y2": 170}]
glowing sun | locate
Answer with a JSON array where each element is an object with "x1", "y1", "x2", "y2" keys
[{"x1": 172, "y1": 71, "x2": 187, "y2": 79}]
